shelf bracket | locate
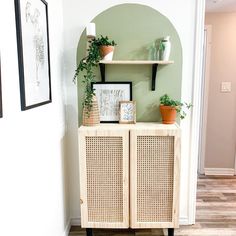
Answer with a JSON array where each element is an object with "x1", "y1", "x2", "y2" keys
[
  {"x1": 99, "y1": 63, "x2": 105, "y2": 82},
  {"x1": 152, "y1": 63, "x2": 158, "y2": 91},
  {"x1": 99, "y1": 62, "x2": 160, "y2": 91}
]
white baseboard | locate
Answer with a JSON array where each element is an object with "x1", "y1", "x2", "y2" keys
[
  {"x1": 205, "y1": 168, "x2": 235, "y2": 176},
  {"x1": 163, "y1": 228, "x2": 168, "y2": 236},
  {"x1": 63, "y1": 220, "x2": 71, "y2": 236},
  {"x1": 179, "y1": 216, "x2": 190, "y2": 225},
  {"x1": 234, "y1": 153, "x2": 236, "y2": 175},
  {"x1": 70, "y1": 217, "x2": 81, "y2": 226}
]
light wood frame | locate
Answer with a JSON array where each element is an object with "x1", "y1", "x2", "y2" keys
[
  {"x1": 78, "y1": 128, "x2": 129, "y2": 228},
  {"x1": 119, "y1": 101, "x2": 136, "y2": 124},
  {"x1": 130, "y1": 128, "x2": 181, "y2": 228}
]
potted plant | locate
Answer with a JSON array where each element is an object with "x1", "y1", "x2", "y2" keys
[
  {"x1": 96, "y1": 35, "x2": 117, "y2": 60},
  {"x1": 159, "y1": 94, "x2": 192, "y2": 124},
  {"x1": 73, "y1": 35, "x2": 117, "y2": 126}
]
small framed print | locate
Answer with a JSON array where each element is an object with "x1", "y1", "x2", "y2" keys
[
  {"x1": 92, "y1": 82, "x2": 132, "y2": 123},
  {"x1": 119, "y1": 101, "x2": 136, "y2": 124}
]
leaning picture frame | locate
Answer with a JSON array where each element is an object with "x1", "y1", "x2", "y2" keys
[
  {"x1": 91, "y1": 82, "x2": 132, "y2": 123},
  {"x1": 119, "y1": 101, "x2": 136, "y2": 124},
  {"x1": 15, "y1": 0, "x2": 52, "y2": 110}
]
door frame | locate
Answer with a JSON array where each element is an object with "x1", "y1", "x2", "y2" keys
[
  {"x1": 234, "y1": 138, "x2": 236, "y2": 174},
  {"x1": 187, "y1": 0, "x2": 205, "y2": 224},
  {"x1": 198, "y1": 25, "x2": 212, "y2": 175}
]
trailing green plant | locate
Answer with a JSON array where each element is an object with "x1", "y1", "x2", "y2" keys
[
  {"x1": 160, "y1": 94, "x2": 192, "y2": 119},
  {"x1": 158, "y1": 39, "x2": 167, "y2": 60},
  {"x1": 94, "y1": 35, "x2": 116, "y2": 47},
  {"x1": 158, "y1": 40, "x2": 165, "y2": 52},
  {"x1": 73, "y1": 35, "x2": 117, "y2": 113}
]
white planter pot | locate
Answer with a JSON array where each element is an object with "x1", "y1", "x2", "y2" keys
[
  {"x1": 160, "y1": 36, "x2": 171, "y2": 61},
  {"x1": 162, "y1": 42, "x2": 171, "y2": 60},
  {"x1": 103, "y1": 51, "x2": 114, "y2": 60}
]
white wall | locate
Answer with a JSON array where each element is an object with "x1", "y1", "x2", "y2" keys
[
  {"x1": 62, "y1": 0, "x2": 198, "y2": 225},
  {"x1": 0, "y1": 1, "x2": 70, "y2": 236},
  {"x1": 205, "y1": 13, "x2": 236, "y2": 169}
]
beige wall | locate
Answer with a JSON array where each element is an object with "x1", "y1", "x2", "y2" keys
[{"x1": 205, "y1": 13, "x2": 236, "y2": 169}]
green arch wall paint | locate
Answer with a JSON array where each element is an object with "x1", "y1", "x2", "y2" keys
[{"x1": 76, "y1": 4, "x2": 182, "y2": 124}]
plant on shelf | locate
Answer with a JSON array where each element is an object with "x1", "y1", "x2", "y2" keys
[
  {"x1": 158, "y1": 36, "x2": 171, "y2": 61},
  {"x1": 159, "y1": 94, "x2": 192, "y2": 124},
  {"x1": 158, "y1": 40, "x2": 165, "y2": 54},
  {"x1": 73, "y1": 35, "x2": 117, "y2": 126},
  {"x1": 96, "y1": 35, "x2": 117, "y2": 60}
]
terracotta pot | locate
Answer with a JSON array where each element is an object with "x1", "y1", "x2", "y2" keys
[
  {"x1": 159, "y1": 105, "x2": 177, "y2": 124},
  {"x1": 82, "y1": 96, "x2": 100, "y2": 126},
  {"x1": 99, "y1": 45, "x2": 114, "y2": 60}
]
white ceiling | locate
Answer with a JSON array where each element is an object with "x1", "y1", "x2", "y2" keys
[{"x1": 206, "y1": 0, "x2": 236, "y2": 12}]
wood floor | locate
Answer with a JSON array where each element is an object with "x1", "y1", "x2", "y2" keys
[{"x1": 69, "y1": 176, "x2": 236, "y2": 236}]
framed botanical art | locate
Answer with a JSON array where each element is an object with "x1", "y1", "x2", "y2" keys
[
  {"x1": 119, "y1": 101, "x2": 136, "y2": 124},
  {"x1": 0, "y1": 57, "x2": 2, "y2": 118},
  {"x1": 91, "y1": 82, "x2": 132, "y2": 123},
  {"x1": 15, "y1": 0, "x2": 52, "y2": 110}
]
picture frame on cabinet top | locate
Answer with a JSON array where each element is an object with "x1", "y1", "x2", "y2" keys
[
  {"x1": 119, "y1": 101, "x2": 136, "y2": 124},
  {"x1": 91, "y1": 82, "x2": 132, "y2": 123}
]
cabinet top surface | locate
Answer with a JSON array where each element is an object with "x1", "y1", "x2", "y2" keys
[{"x1": 79, "y1": 122, "x2": 180, "y2": 131}]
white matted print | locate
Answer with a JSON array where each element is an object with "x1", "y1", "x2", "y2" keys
[
  {"x1": 15, "y1": 0, "x2": 51, "y2": 110},
  {"x1": 119, "y1": 101, "x2": 136, "y2": 124},
  {"x1": 92, "y1": 82, "x2": 132, "y2": 122}
]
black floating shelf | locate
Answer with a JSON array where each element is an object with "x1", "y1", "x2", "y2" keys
[{"x1": 98, "y1": 60, "x2": 174, "y2": 91}]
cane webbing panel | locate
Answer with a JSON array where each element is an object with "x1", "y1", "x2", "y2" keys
[
  {"x1": 137, "y1": 136, "x2": 174, "y2": 222},
  {"x1": 86, "y1": 136, "x2": 123, "y2": 222}
]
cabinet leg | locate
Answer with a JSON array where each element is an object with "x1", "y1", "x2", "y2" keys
[
  {"x1": 86, "y1": 228, "x2": 93, "y2": 236},
  {"x1": 168, "y1": 228, "x2": 174, "y2": 236}
]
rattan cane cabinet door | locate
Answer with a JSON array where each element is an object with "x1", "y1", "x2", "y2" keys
[
  {"x1": 79, "y1": 128, "x2": 129, "y2": 228},
  {"x1": 130, "y1": 127, "x2": 180, "y2": 228}
]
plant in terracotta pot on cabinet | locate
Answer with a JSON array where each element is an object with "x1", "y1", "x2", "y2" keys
[
  {"x1": 159, "y1": 94, "x2": 192, "y2": 124},
  {"x1": 73, "y1": 35, "x2": 117, "y2": 126}
]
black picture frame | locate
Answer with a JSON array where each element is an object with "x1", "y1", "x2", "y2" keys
[
  {"x1": 0, "y1": 57, "x2": 2, "y2": 118},
  {"x1": 91, "y1": 82, "x2": 132, "y2": 123},
  {"x1": 15, "y1": 0, "x2": 52, "y2": 110}
]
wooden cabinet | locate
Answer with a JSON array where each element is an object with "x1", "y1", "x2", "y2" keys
[
  {"x1": 79, "y1": 128, "x2": 129, "y2": 228},
  {"x1": 78, "y1": 123, "x2": 180, "y2": 234},
  {"x1": 130, "y1": 128, "x2": 180, "y2": 229}
]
